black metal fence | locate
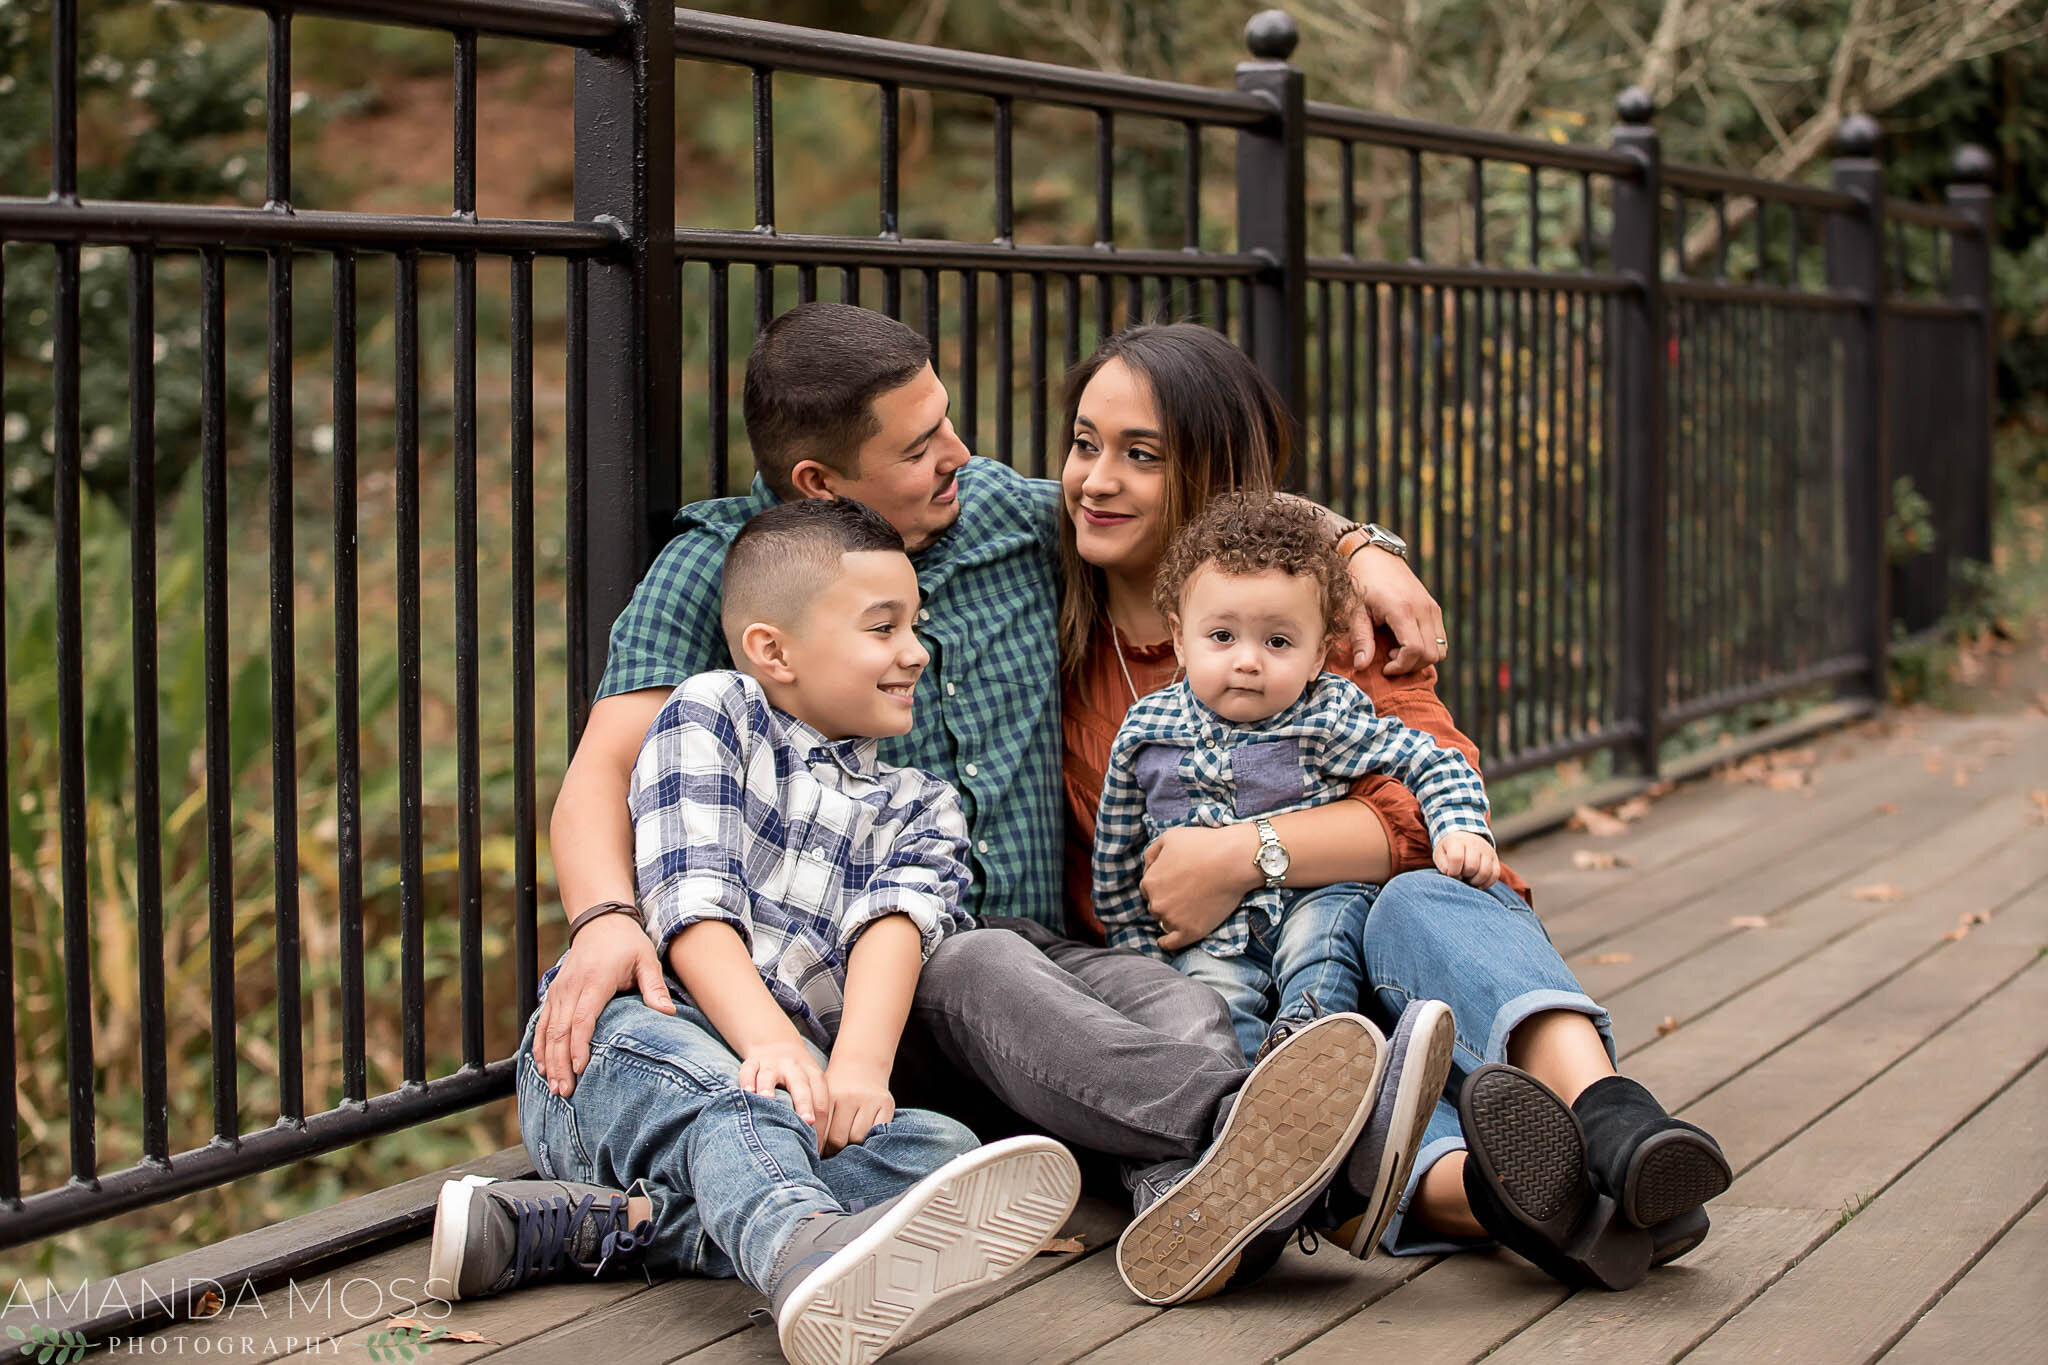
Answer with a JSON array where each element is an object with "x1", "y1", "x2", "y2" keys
[{"x1": 0, "y1": 1, "x2": 1996, "y2": 1250}]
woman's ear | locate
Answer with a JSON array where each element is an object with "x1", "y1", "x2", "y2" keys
[{"x1": 739, "y1": 622, "x2": 799, "y2": 684}]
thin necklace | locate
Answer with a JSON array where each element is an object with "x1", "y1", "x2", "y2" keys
[{"x1": 1111, "y1": 622, "x2": 1142, "y2": 705}]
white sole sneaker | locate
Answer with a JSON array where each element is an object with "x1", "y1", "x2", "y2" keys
[
  {"x1": 775, "y1": 1136, "x2": 1082, "y2": 1365},
  {"x1": 1335, "y1": 999, "x2": 1455, "y2": 1257},
  {"x1": 424, "y1": 1173, "x2": 499, "y2": 1301}
]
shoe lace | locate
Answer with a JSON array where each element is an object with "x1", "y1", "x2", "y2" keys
[
  {"x1": 1254, "y1": 991, "x2": 1330, "y2": 1064},
  {"x1": 1294, "y1": 1224, "x2": 1323, "y2": 1256},
  {"x1": 509, "y1": 1194, "x2": 654, "y2": 1288}
]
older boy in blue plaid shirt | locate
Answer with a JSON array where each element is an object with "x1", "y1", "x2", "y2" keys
[{"x1": 1095, "y1": 494, "x2": 1499, "y2": 1062}]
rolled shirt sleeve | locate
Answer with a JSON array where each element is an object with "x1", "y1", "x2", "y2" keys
[{"x1": 839, "y1": 784, "x2": 975, "y2": 959}]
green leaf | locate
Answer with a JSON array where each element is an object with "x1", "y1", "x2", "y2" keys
[
  {"x1": 4, "y1": 1328, "x2": 22, "y2": 1341},
  {"x1": 37, "y1": 1341, "x2": 54, "y2": 1364}
]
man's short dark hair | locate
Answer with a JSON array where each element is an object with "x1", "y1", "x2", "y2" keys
[
  {"x1": 720, "y1": 496, "x2": 908, "y2": 650},
  {"x1": 743, "y1": 302, "x2": 932, "y2": 498}
]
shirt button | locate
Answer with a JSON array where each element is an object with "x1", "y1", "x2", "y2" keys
[
  {"x1": 976, "y1": 840, "x2": 989, "y2": 854},
  {"x1": 963, "y1": 762, "x2": 979, "y2": 778},
  {"x1": 945, "y1": 682, "x2": 957, "y2": 697},
  {"x1": 919, "y1": 609, "x2": 931, "y2": 622}
]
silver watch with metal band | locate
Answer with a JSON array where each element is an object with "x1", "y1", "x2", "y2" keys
[
  {"x1": 1358, "y1": 522, "x2": 1408, "y2": 559},
  {"x1": 1252, "y1": 817, "x2": 1290, "y2": 889}
]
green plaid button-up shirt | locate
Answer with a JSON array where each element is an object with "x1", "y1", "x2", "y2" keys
[{"x1": 597, "y1": 457, "x2": 1066, "y2": 929}]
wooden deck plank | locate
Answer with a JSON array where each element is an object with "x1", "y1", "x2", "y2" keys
[
  {"x1": 1687, "y1": 1060, "x2": 2048, "y2": 1364},
  {"x1": 881, "y1": 1246, "x2": 1152, "y2": 1365},
  {"x1": 1877, "y1": 1194, "x2": 2048, "y2": 1363},
  {"x1": 1277, "y1": 1254, "x2": 1561, "y2": 1365},
  {"x1": 1481, "y1": 1205, "x2": 1838, "y2": 1365}
]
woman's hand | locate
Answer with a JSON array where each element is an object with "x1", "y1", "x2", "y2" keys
[
  {"x1": 821, "y1": 1059, "x2": 896, "y2": 1156},
  {"x1": 1345, "y1": 545, "x2": 1447, "y2": 676},
  {"x1": 1142, "y1": 823, "x2": 1260, "y2": 951}
]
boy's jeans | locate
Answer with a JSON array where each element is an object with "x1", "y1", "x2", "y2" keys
[
  {"x1": 515, "y1": 991, "x2": 979, "y2": 1292},
  {"x1": 1171, "y1": 882, "x2": 1375, "y2": 1062}
]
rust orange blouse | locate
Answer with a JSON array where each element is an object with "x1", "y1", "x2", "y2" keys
[{"x1": 1060, "y1": 620, "x2": 1531, "y2": 942}]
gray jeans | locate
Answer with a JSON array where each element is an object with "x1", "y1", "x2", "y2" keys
[{"x1": 894, "y1": 919, "x2": 1246, "y2": 1195}]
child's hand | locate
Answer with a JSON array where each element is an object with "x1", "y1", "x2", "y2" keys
[
  {"x1": 1434, "y1": 831, "x2": 1500, "y2": 887},
  {"x1": 739, "y1": 1040, "x2": 831, "y2": 1150},
  {"x1": 821, "y1": 1059, "x2": 895, "y2": 1157}
]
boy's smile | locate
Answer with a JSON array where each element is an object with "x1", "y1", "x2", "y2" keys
[{"x1": 774, "y1": 550, "x2": 930, "y2": 740}]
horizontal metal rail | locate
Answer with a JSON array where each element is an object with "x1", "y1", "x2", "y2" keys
[
  {"x1": 1883, "y1": 295, "x2": 1981, "y2": 320},
  {"x1": 0, "y1": 199, "x2": 621, "y2": 254},
  {"x1": 1660, "y1": 654, "x2": 1868, "y2": 728},
  {"x1": 673, "y1": 230, "x2": 1262, "y2": 275},
  {"x1": 1306, "y1": 257, "x2": 1635, "y2": 293},
  {"x1": 1885, "y1": 198, "x2": 1980, "y2": 233},
  {"x1": 1663, "y1": 278, "x2": 1861, "y2": 310},
  {"x1": 198, "y1": 0, "x2": 627, "y2": 43},
  {"x1": 1303, "y1": 102, "x2": 1638, "y2": 176},
  {"x1": 672, "y1": 7, "x2": 1268, "y2": 125},
  {"x1": 1662, "y1": 161, "x2": 1859, "y2": 213},
  {"x1": 0, "y1": 1063, "x2": 514, "y2": 1248},
  {"x1": 1489, "y1": 723, "x2": 1647, "y2": 781}
]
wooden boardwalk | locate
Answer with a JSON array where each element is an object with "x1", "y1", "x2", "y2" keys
[{"x1": 122, "y1": 700, "x2": 2048, "y2": 1363}]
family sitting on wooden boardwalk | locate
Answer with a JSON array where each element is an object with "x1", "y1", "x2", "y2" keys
[{"x1": 418, "y1": 306, "x2": 1729, "y2": 1365}]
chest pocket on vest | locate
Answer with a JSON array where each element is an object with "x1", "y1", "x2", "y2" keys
[
  {"x1": 1133, "y1": 744, "x2": 1194, "y2": 826},
  {"x1": 1231, "y1": 739, "x2": 1308, "y2": 818}
]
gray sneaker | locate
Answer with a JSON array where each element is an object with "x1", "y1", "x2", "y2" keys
[
  {"x1": 1115, "y1": 1011, "x2": 1385, "y2": 1305},
  {"x1": 424, "y1": 1174, "x2": 652, "y2": 1301},
  {"x1": 768, "y1": 1136, "x2": 1081, "y2": 1365},
  {"x1": 1322, "y1": 998, "x2": 1456, "y2": 1257}
]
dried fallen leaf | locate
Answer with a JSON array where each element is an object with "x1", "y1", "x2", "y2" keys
[
  {"x1": 2027, "y1": 790, "x2": 2048, "y2": 821},
  {"x1": 1875, "y1": 801, "x2": 1899, "y2": 816},
  {"x1": 191, "y1": 1291, "x2": 224, "y2": 1319},
  {"x1": 1851, "y1": 883, "x2": 1905, "y2": 902},
  {"x1": 1768, "y1": 747, "x2": 1818, "y2": 770},
  {"x1": 1578, "y1": 951, "x2": 1635, "y2": 965},
  {"x1": 1040, "y1": 1236, "x2": 1086, "y2": 1255},
  {"x1": 1952, "y1": 766, "x2": 1972, "y2": 788},
  {"x1": 1959, "y1": 910, "x2": 1992, "y2": 926},
  {"x1": 1942, "y1": 926, "x2": 1971, "y2": 942},
  {"x1": 1656, "y1": 1016, "x2": 1680, "y2": 1035},
  {"x1": 1924, "y1": 752, "x2": 1945, "y2": 774},
  {"x1": 1612, "y1": 795, "x2": 1654, "y2": 824},
  {"x1": 1728, "y1": 915, "x2": 1771, "y2": 929},
  {"x1": 1572, "y1": 849, "x2": 1634, "y2": 870},
  {"x1": 1765, "y1": 769, "x2": 1812, "y2": 791},
  {"x1": 1646, "y1": 780, "x2": 1676, "y2": 798},
  {"x1": 1570, "y1": 804, "x2": 1629, "y2": 837}
]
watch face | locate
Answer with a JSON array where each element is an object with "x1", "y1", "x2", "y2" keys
[{"x1": 1256, "y1": 843, "x2": 1289, "y2": 877}]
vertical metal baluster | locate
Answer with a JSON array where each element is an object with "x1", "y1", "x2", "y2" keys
[
  {"x1": 709, "y1": 262, "x2": 729, "y2": 495},
  {"x1": 960, "y1": 272, "x2": 979, "y2": 449},
  {"x1": 1340, "y1": 141, "x2": 1357, "y2": 519},
  {"x1": 1683, "y1": 296, "x2": 1700, "y2": 706},
  {"x1": 55, "y1": 222, "x2": 93, "y2": 1179},
  {"x1": 268, "y1": 8, "x2": 305, "y2": 1123},
  {"x1": 124, "y1": 248, "x2": 169, "y2": 1156},
  {"x1": 1786, "y1": 205, "x2": 1801, "y2": 288},
  {"x1": 1514, "y1": 287, "x2": 1534, "y2": 754},
  {"x1": 1672, "y1": 190, "x2": 1687, "y2": 278},
  {"x1": 1447, "y1": 285, "x2": 1467, "y2": 725},
  {"x1": 1185, "y1": 120, "x2": 1202, "y2": 254},
  {"x1": 332, "y1": 250, "x2": 365, "y2": 1102},
  {"x1": 922, "y1": 267, "x2": 940, "y2": 376},
  {"x1": 1484, "y1": 282, "x2": 1503, "y2": 754},
  {"x1": 1096, "y1": 110, "x2": 1114, "y2": 249},
  {"x1": 1316, "y1": 279, "x2": 1332, "y2": 506},
  {"x1": 0, "y1": 249, "x2": 13, "y2": 1205},
  {"x1": 1566, "y1": 288, "x2": 1585, "y2": 738},
  {"x1": 1063, "y1": 274, "x2": 1081, "y2": 367},
  {"x1": 1431, "y1": 285, "x2": 1448, "y2": 651},
  {"x1": 1471, "y1": 157, "x2": 1486, "y2": 264},
  {"x1": 511, "y1": 255, "x2": 538, "y2": 1022},
  {"x1": 1545, "y1": 287, "x2": 1563, "y2": 742},
  {"x1": 201, "y1": 248, "x2": 235, "y2": 1137},
  {"x1": 1126, "y1": 274, "x2": 1143, "y2": 327},
  {"x1": 1386, "y1": 285, "x2": 1405, "y2": 561},
  {"x1": 841, "y1": 266, "x2": 859, "y2": 306},
  {"x1": 1715, "y1": 193, "x2": 1729, "y2": 278},
  {"x1": 754, "y1": 68, "x2": 775, "y2": 332},
  {"x1": 395, "y1": 251, "x2": 426, "y2": 1085},
  {"x1": 1580, "y1": 172, "x2": 1594, "y2": 270},
  {"x1": 1576, "y1": 288, "x2": 1595, "y2": 737},
  {"x1": 997, "y1": 271, "x2": 1014, "y2": 465},
  {"x1": 1408, "y1": 280, "x2": 1425, "y2": 554},
  {"x1": 881, "y1": 81, "x2": 901, "y2": 316},
  {"x1": 798, "y1": 264, "x2": 816, "y2": 305},
  {"x1": 1528, "y1": 164, "x2": 1541, "y2": 269},
  {"x1": 1407, "y1": 148, "x2": 1423, "y2": 262},
  {"x1": 565, "y1": 261, "x2": 589, "y2": 744},
  {"x1": 1029, "y1": 273, "x2": 1048, "y2": 477},
  {"x1": 1756, "y1": 198, "x2": 1770, "y2": 285},
  {"x1": 52, "y1": 0, "x2": 77, "y2": 202},
  {"x1": 452, "y1": 30, "x2": 484, "y2": 1071}
]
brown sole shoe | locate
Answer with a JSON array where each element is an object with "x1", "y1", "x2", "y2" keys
[{"x1": 1115, "y1": 1012, "x2": 1384, "y2": 1305}]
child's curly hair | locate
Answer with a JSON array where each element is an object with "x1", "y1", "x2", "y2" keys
[{"x1": 1153, "y1": 492, "x2": 1353, "y2": 638}]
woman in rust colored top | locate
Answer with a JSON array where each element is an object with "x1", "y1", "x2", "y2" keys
[{"x1": 1055, "y1": 324, "x2": 1727, "y2": 1289}]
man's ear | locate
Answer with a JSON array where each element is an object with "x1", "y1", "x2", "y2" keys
[
  {"x1": 787, "y1": 460, "x2": 842, "y2": 501},
  {"x1": 739, "y1": 621, "x2": 799, "y2": 684}
]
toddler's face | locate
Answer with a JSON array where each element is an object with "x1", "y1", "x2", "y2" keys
[{"x1": 1171, "y1": 565, "x2": 1327, "y2": 724}]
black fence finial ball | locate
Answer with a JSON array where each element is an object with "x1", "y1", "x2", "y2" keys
[
  {"x1": 1244, "y1": 10, "x2": 1299, "y2": 61},
  {"x1": 1951, "y1": 144, "x2": 1992, "y2": 183},
  {"x1": 1835, "y1": 114, "x2": 1880, "y2": 158},
  {"x1": 1615, "y1": 87, "x2": 1654, "y2": 125}
]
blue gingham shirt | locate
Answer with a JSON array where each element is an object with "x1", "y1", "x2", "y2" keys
[
  {"x1": 594, "y1": 458, "x2": 1065, "y2": 929},
  {"x1": 1093, "y1": 671, "x2": 1493, "y2": 960},
  {"x1": 608, "y1": 670, "x2": 973, "y2": 1049}
]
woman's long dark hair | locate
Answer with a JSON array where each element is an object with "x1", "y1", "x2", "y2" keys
[{"x1": 1055, "y1": 323, "x2": 1294, "y2": 676}]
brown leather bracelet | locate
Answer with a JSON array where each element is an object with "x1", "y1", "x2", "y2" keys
[{"x1": 568, "y1": 900, "x2": 645, "y2": 941}]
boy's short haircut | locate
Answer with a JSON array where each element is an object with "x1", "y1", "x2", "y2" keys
[
  {"x1": 743, "y1": 302, "x2": 932, "y2": 499},
  {"x1": 1153, "y1": 492, "x2": 1353, "y2": 638},
  {"x1": 720, "y1": 496, "x2": 908, "y2": 650}
]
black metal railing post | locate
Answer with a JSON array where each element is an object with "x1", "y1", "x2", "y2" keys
[
  {"x1": 573, "y1": 0, "x2": 678, "y2": 712},
  {"x1": 1946, "y1": 144, "x2": 1995, "y2": 572},
  {"x1": 1609, "y1": 87, "x2": 1665, "y2": 776},
  {"x1": 1827, "y1": 115, "x2": 1889, "y2": 698},
  {"x1": 1234, "y1": 9, "x2": 1307, "y2": 482}
]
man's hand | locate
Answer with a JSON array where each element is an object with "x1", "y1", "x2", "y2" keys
[
  {"x1": 739, "y1": 1039, "x2": 831, "y2": 1150},
  {"x1": 821, "y1": 1059, "x2": 895, "y2": 1156},
  {"x1": 1434, "y1": 831, "x2": 1500, "y2": 887},
  {"x1": 534, "y1": 913, "x2": 675, "y2": 1097},
  {"x1": 1143, "y1": 824, "x2": 1259, "y2": 951},
  {"x1": 1345, "y1": 545, "x2": 1446, "y2": 676}
]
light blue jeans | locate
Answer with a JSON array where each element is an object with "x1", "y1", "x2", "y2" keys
[
  {"x1": 1172, "y1": 882, "x2": 1375, "y2": 1063},
  {"x1": 515, "y1": 990, "x2": 980, "y2": 1292},
  {"x1": 1358, "y1": 871, "x2": 1616, "y2": 1256}
]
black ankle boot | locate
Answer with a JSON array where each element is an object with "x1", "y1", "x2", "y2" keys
[
  {"x1": 1571, "y1": 1076, "x2": 1731, "y2": 1229},
  {"x1": 1457, "y1": 1065, "x2": 1652, "y2": 1291}
]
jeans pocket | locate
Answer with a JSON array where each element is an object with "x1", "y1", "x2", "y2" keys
[{"x1": 517, "y1": 1054, "x2": 592, "y2": 1179}]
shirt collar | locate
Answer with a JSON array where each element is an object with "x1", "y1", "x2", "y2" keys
[{"x1": 772, "y1": 706, "x2": 880, "y2": 780}]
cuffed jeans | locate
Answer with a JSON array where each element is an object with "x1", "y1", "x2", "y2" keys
[
  {"x1": 1172, "y1": 882, "x2": 1376, "y2": 1062},
  {"x1": 1359, "y1": 871, "x2": 1616, "y2": 1256},
  {"x1": 515, "y1": 992, "x2": 979, "y2": 1293},
  {"x1": 894, "y1": 919, "x2": 1249, "y2": 1202}
]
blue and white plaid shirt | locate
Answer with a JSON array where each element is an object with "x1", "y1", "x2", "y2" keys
[
  {"x1": 541, "y1": 670, "x2": 974, "y2": 1050},
  {"x1": 1093, "y1": 671, "x2": 1493, "y2": 960}
]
